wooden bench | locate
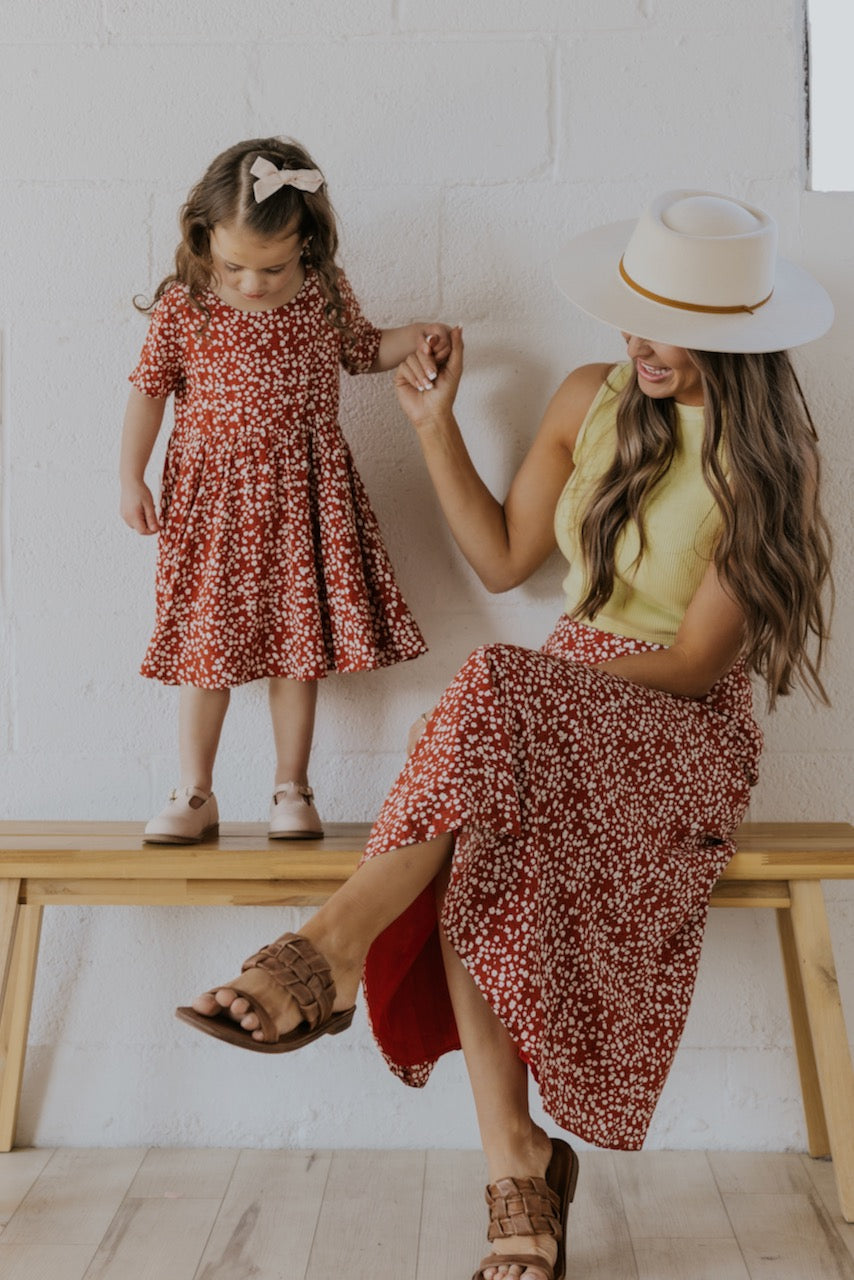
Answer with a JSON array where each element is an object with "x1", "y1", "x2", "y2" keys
[{"x1": 1, "y1": 820, "x2": 853, "y2": 1221}]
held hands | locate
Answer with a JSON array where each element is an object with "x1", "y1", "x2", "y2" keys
[
  {"x1": 395, "y1": 325, "x2": 464, "y2": 428},
  {"x1": 120, "y1": 479, "x2": 161, "y2": 535},
  {"x1": 421, "y1": 323, "x2": 453, "y2": 369},
  {"x1": 397, "y1": 324, "x2": 454, "y2": 390}
]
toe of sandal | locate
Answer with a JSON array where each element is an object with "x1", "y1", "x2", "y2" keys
[
  {"x1": 175, "y1": 932, "x2": 355, "y2": 1053},
  {"x1": 472, "y1": 1252, "x2": 555, "y2": 1280}
]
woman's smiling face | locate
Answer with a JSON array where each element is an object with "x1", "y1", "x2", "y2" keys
[{"x1": 622, "y1": 333, "x2": 704, "y2": 406}]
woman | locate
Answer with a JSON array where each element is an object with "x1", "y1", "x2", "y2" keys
[{"x1": 177, "y1": 191, "x2": 833, "y2": 1280}]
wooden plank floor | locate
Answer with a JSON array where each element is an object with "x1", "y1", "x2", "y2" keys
[{"x1": 0, "y1": 1148, "x2": 853, "y2": 1279}]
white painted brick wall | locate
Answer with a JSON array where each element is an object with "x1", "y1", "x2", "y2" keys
[{"x1": 0, "y1": 0, "x2": 851, "y2": 1151}]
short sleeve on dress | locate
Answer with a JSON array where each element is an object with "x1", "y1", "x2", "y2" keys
[
  {"x1": 336, "y1": 271, "x2": 383, "y2": 375},
  {"x1": 129, "y1": 289, "x2": 185, "y2": 399}
]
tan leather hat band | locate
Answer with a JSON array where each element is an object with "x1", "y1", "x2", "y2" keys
[{"x1": 618, "y1": 257, "x2": 773, "y2": 316}]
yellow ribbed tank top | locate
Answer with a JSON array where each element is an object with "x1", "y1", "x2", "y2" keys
[{"x1": 553, "y1": 362, "x2": 722, "y2": 646}]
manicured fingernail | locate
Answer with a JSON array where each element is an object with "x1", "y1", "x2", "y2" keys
[{"x1": 428, "y1": 370, "x2": 437, "y2": 380}]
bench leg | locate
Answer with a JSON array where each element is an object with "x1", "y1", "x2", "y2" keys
[
  {"x1": 787, "y1": 879, "x2": 854, "y2": 1222},
  {"x1": 0, "y1": 879, "x2": 20, "y2": 993},
  {"x1": 777, "y1": 902, "x2": 831, "y2": 1156},
  {"x1": 0, "y1": 904, "x2": 43, "y2": 1152},
  {"x1": 0, "y1": 879, "x2": 23, "y2": 1150}
]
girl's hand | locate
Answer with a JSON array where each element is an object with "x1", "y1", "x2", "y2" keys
[
  {"x1": 421, "y1": 323, "x2": 452, "y2": 368},
  {"x1": 395, "y1": 325, "x2": 464, "y2": 427},
  {"x1": 120, "y1": 480, "x2": 161, "y2": 534}
]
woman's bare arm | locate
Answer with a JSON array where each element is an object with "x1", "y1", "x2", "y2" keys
[
  {"x1": 396, "y1": 328, "x2": 611, "y2": 592},
  {"x1": 592, "y1": 558, "x2": 746, "y2": 697}
]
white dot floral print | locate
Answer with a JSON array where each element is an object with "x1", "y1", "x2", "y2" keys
[
  {"x1": 129, "y1": 270, "x2": 426, "y2": 688},
  {"x1": 361, "y1": 616, "x2": 762, "y2": 1150}
]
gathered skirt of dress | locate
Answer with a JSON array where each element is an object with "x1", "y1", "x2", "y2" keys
[
  {"x1": 361, "y1": 616, "x2": 763, "y2": 1150},
  {"x1": 140, "y1": 413, "x2": 426, "y2": 688}
]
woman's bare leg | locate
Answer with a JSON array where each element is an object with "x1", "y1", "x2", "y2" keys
[
  {"x1": 191, "y1": 834, "x2": 454, "y2": 1036},
  {"x1": 268, "y1": 677, "x2": 317, "y2": 785},
  {"x1": 435, "y1": 865, "x2": 555, "y2": 1280},
  {"x1": 190, "y1": 835, "x2": 555, "y2": 1277},
  {"x1": 179, "y1": 686, "x2": 230, "y2": 793}
]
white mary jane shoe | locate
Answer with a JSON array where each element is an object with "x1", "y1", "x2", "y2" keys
[
  {"x1": 143, "y1": 787, "x2": 219, "y2": 845},
  {"x1": 268, "y1": 782, "x2": 324, "y2": 839}
]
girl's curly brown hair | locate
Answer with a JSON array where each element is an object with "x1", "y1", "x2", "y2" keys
[{"x1": 136, "y1": 136, "x2": 350, "y2": 334}]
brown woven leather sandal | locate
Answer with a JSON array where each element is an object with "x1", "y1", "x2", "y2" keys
[
  {"x1": 174, "y1": 932, "x2": 355, "y2": 1053},
  {"x1": 472, "y1": 1138, "x2": 579, "y2": 1280}
]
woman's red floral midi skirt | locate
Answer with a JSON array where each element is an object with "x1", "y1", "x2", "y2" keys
[{"x1": 361, "y1": 617, "x2": 763, "y2": 1149}]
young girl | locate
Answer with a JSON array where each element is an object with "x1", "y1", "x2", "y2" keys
[
  {"x1": 177, "y1": 191, "x2": 833, "y2": 1280},
  {"x1": 120, "y1": 137, "x2": 450, "y2": 843}
]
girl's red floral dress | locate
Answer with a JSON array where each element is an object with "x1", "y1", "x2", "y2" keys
[{"x1": 129, "y1": 271, "x2": 426, "y2": 688}]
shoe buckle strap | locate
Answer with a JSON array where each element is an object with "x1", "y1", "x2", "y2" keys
[
  {"x1": 273, "y1": 784, "x2": 314, "y2": 804},
  {"x1": 168, "y1": 786, "x2": 209, "y2": 804}
]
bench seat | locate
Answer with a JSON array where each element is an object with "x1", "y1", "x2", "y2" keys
[{"x1": 0, "y1": 819, "x2": 852, "y2": 1219}]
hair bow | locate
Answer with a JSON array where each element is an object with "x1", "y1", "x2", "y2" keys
[{"x1": 250, "y1": 156, "x2": 324, "y2": 203}]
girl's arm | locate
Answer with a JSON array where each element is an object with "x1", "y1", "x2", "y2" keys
[
  {"x1": 373, "y1": 323, "x2": 452, "y2": 376},
  {"x1": 592, "y1": 559, "x2": 746, "y2": 697},
  {"x1": 396, "y1": 326, "x2": 611, "y2": 592},
  {"x1": 119, "y1": 387, "x2": 167, "y2": 534}
]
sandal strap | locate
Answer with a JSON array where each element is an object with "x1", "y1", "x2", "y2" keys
[
  {"x1": 485, "y1": 1175, "x2": 562, "y2": 1242},
  {"x1": 473, "y1": 1253, "x2": 555, "y2": 1280},
  {"x1": 212, "y1": 980, "x2": 280, "y2": 1043},
  {"x1": 242, "y1": 933, "x2": 335, "y2": 1031}
]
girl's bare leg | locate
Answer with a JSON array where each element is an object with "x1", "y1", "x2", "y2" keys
[
  {"x1": 191, "y1": 834, "x2": 454, "y2": 1034},
  {"x1": 179, "y1": 685, "x2": 230, "y2": 793},
  {"x1": 268, "y1": 677, "x2": 317, "y2": 785},
  {"x1": 434, "y1": 864, "x2": 555, "y2": 1280}
]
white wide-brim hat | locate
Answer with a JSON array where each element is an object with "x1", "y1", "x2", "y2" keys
[{"x1": 553, "y1": 190, "x2": 833, "y2": 352}]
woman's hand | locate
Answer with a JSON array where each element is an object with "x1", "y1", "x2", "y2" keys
[
  {"x1": 395, "y1": 325, "x2": 463, "y2": 427},
  {"x1": 120, "y1": 479, "x2": 161, "y2": 534}
]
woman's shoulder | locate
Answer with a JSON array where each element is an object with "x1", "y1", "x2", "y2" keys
[
  {"x1": 540, "y1": 360, "x2": 627, "y2": 465},
  {"x1": 555, "y1": 361, "x2": 626, "y2": 409},
  {"x1": 541, "y1": 362, "x2": 623, "y2": 454},
  {"x1": 566, "y1": 360, "x2": 621, "y2": 395}
]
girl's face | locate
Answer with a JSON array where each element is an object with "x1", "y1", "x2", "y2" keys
[
  {"x1": 209, "y1": 219, "x2": 306, "y2": 310},
  {"x1": 622, "y1": 333, "x2": 704, "y2": 406}
]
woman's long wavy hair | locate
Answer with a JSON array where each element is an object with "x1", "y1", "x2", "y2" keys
[
  {"x1": 573, "y1": 353, "x2": 833, "y2": 707},
  {"x1": 135, "y1": 136, "x2": 350, "y2": 333}
]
